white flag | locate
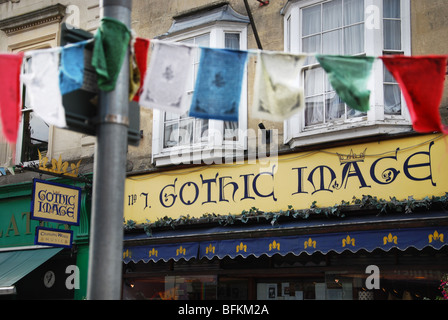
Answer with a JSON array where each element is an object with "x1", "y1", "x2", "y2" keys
[
  {"x1": 140, "y1": 41, "x2": 193, "y2": 114},
  {"x1": 252, "y1": 51, "x2": 307, "y2": 122},
  {"x1": 22, "y1": 49, "x2": 67, "y2": 128}
]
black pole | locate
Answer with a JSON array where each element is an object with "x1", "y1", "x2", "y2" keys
[{"x1": 243, "y1": 0, "x2": 263, "y2": 50}]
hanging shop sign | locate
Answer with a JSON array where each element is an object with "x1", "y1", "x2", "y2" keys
[
  {"x1": 124, "y1": 134, "x2": 448, "y2": 224},
  {"x1": 34, "y1": 226, "x2": 73, "y2": 248},
  {"x1": 31, "y1": 179, "x2": 82, "y2": 226}
]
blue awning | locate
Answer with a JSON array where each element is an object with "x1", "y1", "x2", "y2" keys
[
  {"x1": 199, "y1": 226, "x2": 448, "y2": 259},
  {"x1": 123, "y1": 242, "x2": 198, "y2": 263},
  {"x1": 123, "y1": 226, "x2": 448, "y2": 263}
]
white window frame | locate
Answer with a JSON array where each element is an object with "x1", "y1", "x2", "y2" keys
[
  {"x1": 283, "y1": 0, "x2": 412, "y2": 148},
  {"x1": 152, "y1": 22, "x2": 248, "y2": 166}
]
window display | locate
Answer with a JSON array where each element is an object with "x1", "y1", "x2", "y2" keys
[{"x1": 122, "y1": 247, "x2": 448, "y2": 300}]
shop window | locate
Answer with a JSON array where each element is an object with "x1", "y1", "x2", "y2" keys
[
  {"x1": 218, "y1": 277, "x2": 249, "y2": 300},
  {"x1": 123, "y1": 247, "x2": 448, "y2": 300},
  {"x1": 123, "y1": 275, "x2": 217, "y2": 300},
  {"x1": 257, "y1": 278, "x2": 325, "y2": 300},
  {"x1": 283, "y1": 0, "x2": 412, "y2": 148}
]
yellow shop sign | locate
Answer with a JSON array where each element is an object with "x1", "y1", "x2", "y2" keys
[
  {"x1": 124, "y1": 134, "x2": 448, "y2": 224},
  {"x1": 31, "y1": 179, "x2": 81, "y2": 225}
]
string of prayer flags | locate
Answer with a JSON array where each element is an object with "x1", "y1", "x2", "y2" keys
[
  {"x1": 381, "y1": 55, "x2": 448, "y2": 134},
  {"x1": 252, "y1": 51, "x2": 306, "y2": 121},
  {"x1": 132, "y1": 37, "x2": 150, "y2": 102},
  {"x1": 316, "y1": 55, "x2": 375, "y2": 113},
  {"x1": 22, "y1": 50, "x2": 67, "y2": 128},
  {"x1": 59, "y1": 40, "x2": 89, "y2": 95},
  {"x1": 0, "y1": 166, "x2": 14, "y2": 175},
  {"x1": 140, "y1": 41, "x2": 194, "y2": 114},
  {"x1": 0, "y1": 52, "x2": 24, "y2": 143},
  {"x1": 189, "y1": 48, "x2": 248, "y2": 122},
  {"x1": 92, "y1": 17, "x2": 131, "y2": 91},
  {"x1": 4, "y1": 30, "x2": 448, "y2": 149}
]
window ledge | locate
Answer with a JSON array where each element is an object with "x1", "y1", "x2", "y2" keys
[{"x1": 287, "y1": 122, "x2": 413, "y2": 149}]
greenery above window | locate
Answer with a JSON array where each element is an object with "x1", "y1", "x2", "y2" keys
[{"x1": 125, "y1": 193, "x2": 448, "y2": 236}]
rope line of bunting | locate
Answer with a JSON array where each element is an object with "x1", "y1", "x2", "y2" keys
[{"x1": 1, "y1": 17, "x2": 448, "y2": 149}]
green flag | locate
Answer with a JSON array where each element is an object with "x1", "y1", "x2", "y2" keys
[
  {"x1": 316, "y1": 55, "x2": 375, "y2": 112},
  {"x1": 92, "y1": 17, "x2": 131, "y2": 91}
]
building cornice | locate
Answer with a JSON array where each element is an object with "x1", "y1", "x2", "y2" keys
[{"x1": 0, "y1": 4, "x2": 66, "y2": 35}]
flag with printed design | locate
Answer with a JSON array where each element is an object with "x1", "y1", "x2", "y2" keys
[
  {"x1": 59, "y1": 40, "x2": 89, "y2": 95},
  {"x1": 22, "y1": 49, "x2": 67, "y2": 128},
  {"x1": 140, "y1": 41, "x2": 193, "y2": 114},
  {"x1": 252, "y1": 51, "x2": 307, "y2": 121},
  {"x1": 189, "y1": 47, "x2": 248, "y2": 122}
]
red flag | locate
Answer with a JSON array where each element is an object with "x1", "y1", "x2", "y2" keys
[
  {"x1": 381, "y1": 55, "x2": 448, "y2": 134},
  {"x1": 133, "y1": 37, "x2": 150, "y2": 102},
  {"x1": 0, "y1": 52, "x2": 24, "y2": 143}
]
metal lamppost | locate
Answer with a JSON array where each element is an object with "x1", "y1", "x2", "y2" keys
[{"x1": 87, "y1": 0, "x2": 132, "y2": 300}]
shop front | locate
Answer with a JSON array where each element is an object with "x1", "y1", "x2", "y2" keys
[
  {"x1": 122, "y1": 134, "x2": 448, "y2": 300},
  {"x1": 0, "y1": 177, "x2": 91, "y2": 300}
]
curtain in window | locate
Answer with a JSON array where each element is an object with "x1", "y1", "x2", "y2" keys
[
  {"x1": 384, "y1": 67, "x2": 402, "y2": 114},
  {"x1": 302, "y1": 0, "x2": 365, "y2": 126},
  {"x1": 383, "y1": 0, "x2": 402, "y2": 114},
  {"x1": 225, "y1": 33, "x2": 240, "y2": 50},
  {"x1": 383, "y1": 0, "x2": 401, "y2": 51},
  {"x1": 303, "y1": 0, "x2": 364, "y2": 58},
  {"x1": 344, "y1": 0, "x2": 364, "y2": 55},
  {"x1": 302, "y1": 4, "x2": 321, "y2": 65},
  {"x1": 304, "y1": 68, "x2": 325, "y2": 125},
  {"x1": 224, "y1": 33, "x2": 241, "y2": 141}
]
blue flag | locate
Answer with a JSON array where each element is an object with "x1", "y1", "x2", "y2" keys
[
  {"x1": 189, "y1": 48, "x2": 248, "y2": 122},
  {"x1": 59, "y1": 40, "x2": 89, "y2": 95}
]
